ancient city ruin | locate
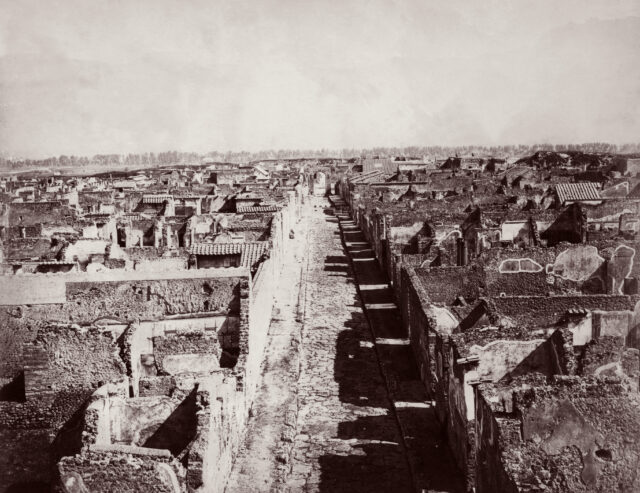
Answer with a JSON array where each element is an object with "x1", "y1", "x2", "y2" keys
[
  {"x1": 0, "y1": 151, "x2": 639, "y2": 492},
  {"x1": 2, "y1": 1, "x2": 640, "y2": 491}
]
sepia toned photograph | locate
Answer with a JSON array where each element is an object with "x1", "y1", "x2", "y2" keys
[{"x1": 0, "y1": 1, "x2": 639, "y2": 492}]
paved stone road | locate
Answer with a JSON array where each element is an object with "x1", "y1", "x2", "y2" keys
[
  {"x1": 228, "y1": 196, "x2": 463, "y2": 493},
  {"x1": 285, "y1": 197, "x2": 412, "y2": 492}
]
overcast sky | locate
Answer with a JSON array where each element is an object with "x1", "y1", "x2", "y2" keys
[{"x1": 0, "y1": 0, "x2": 639, "y2": 158}]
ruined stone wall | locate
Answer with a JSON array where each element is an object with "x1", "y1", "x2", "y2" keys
[
  {"x1": 6, "y1": 275, "x2": 240, "y2": 324},
  {"x1": 242, "y1": 197, "x2": 299, "y2": 406},
  {"x1": 8, "y1": 201, "x2": 75, "y2": 228},
  {"x1": 5, "y1": 224, "x2": 43, "y2": 240},
  {"x1": 390, "y1": 252, "x2": 431, "y2": 303},
  {"x1": 474, "y1": 389, "x2": 520, "y2": 493},
  {"x1": 371, "y1": 214, "x2": 388, "y2": 273},
  {"x1": 0, "y1": 325, "x2": 127, "y2": 492},
  {"x1": 578, "y1": 335, "x2": 639, "y2": 381},
  {"x1": 442, "y1": 342, "x2": 476, "y2": 490},
  {"x1": 0, "y1": 269, "x2": 245, "y2": 309},
  {"x1": 28, "y1": 326, "x2": 126, "y2": 396},
  {"x1": 198, "y1": 374, "x2": 246, "y2": 493},
  {"x1": 475, "y1": 376, "x2": 640, "y2": 492},
  {"x1": 139, "y1": 376, "x2": 178, "y2": 397},
  {"x1": 78, "y1": 190, "x2": 114, "y2": 211},
  {"x1": 514, "y1": 378, "x2": 640, "y2": 492},
  {"x1": 0, "y1": 326, "x2": 127, "y2": 429},
  {"x1": 153, "y1": 333, "x2": 221, "y2": 375},
  {"x1": 489, "y1": 295, "x2": 636, "y2": 327},
  {"x1": 400, "y1": 267, "x2": 434, "y2": 397},
  {"x1": 480, "y1": 242, "x2": 640, "y2": 296},
  {"x1": 0, "y1": 428, "x2": 52, "y2": 491},
  {"x1": 414, "y1": 265, "x2": 485, "y2": 305},
  {"x1": 0, "y1": 273, "x2": 243, "y2": 386},
  {"x1": 124, "y1": 246, "x2": 188, "y2": 261},
  {"x1": 58, "y1": 446, "x2": 185, "y2": 493}
]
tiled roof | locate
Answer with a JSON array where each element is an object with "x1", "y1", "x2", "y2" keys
[
  {"x1": 556, "y1": 183, "x2": 601, "y2": 203},
  {"x1": 121, "y1": 213, "x2": 145, "y2": 220},
  {"x1": 240, "y1": 242, "x2": 270, "y2": 269},
  {"x1": 236, "y1": 205, "x2": 279, "y2": 213},
  {"x1": 362, "y1": 158, "x2": 398, "y2": 175},
  {"x1": 143, "y1": 194, "x2": 172, "y2": 204},
  {"x1": 190, "y1": 243, "x2": 243, "y2": 255},
  {"x1": 349, "y1": 170, "x2": 387, "y2": 184},
  {"x1": 189, "y1": 241, "x2": 269, "y2": 270}
]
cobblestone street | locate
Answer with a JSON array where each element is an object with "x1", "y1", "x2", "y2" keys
[
  {"x1": 228, "y1": 196, "x2": 463, "y2": 492},
  {"x1": 285, "y1": 197, "x2": 413, "y2": 492}
]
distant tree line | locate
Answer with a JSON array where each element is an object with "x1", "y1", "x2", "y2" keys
[{"x1": 1, "y1": 142, "x2": 639, "y2": 169}]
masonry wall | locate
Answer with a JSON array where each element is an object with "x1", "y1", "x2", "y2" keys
[
  {"x1": 400, "y1": 267, "x2": 434, "y2": 397},
  {"x1": 442, "y1": 350, "x2": 476, "y2": 492},
  {"x1": 511, "y1": 378, "x2": 640, "y2": 491},
  {"x1": 153, "y1": 333, "x2": 221, "y2": 375},
  {"x1": 0, "y1": 325, "x2": 127, "y2": 492},
  {"x1": 243, "y1": 196, "x2": 299, "y2": 407},
  {"x1": 0, "y1": 429, "x2": 52, "y2": 491},
  {"x1": 474, "y1": 390, "x2": 520, "y2": 493},
  {"x1": 489, "y1": 295, "x2": 636, "y2": 327},
  {"x1": 58, "y1": 446, "x2": 185, "y2": 493},
  {"x1": 197, "y1": 197, "x2": 300, "y2": 492},
  {"x1": 414, "y1": 266, "x2": 485, "y2": 305},
  {"x1": 3, "y1": 195, "x2": 302, "y2": 493},
  {"x1": 0, "y1": 272, "x2": 244, "y2": 492},
  {"x1": 0, "y1": 273, "x2": 243, "y2": 388},
  {"x1": 198, "y1": 374, "x2": 246, "y2": 493}
]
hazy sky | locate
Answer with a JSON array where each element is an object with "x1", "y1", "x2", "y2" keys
[{"x1": 1, "y1": 0, "x2": 639, "y2": 158}]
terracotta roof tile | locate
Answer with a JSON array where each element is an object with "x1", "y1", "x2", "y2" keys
[
  {"x1": 142, "y1": 194, "x2": 172, "y2": 204},
  {"x1": 236, "y1": 205, "x2": 279, "y2": 213},
  {"x1": 556, "y1": 183, "x2": 601, "y2": 203},
  {"x1": 189, "y1": 241, "x2": 269, "y2": 270}
]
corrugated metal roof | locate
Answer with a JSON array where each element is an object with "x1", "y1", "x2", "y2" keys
[{"x1": 556, "y1": 183, "x2": 601, "y2": 203}]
